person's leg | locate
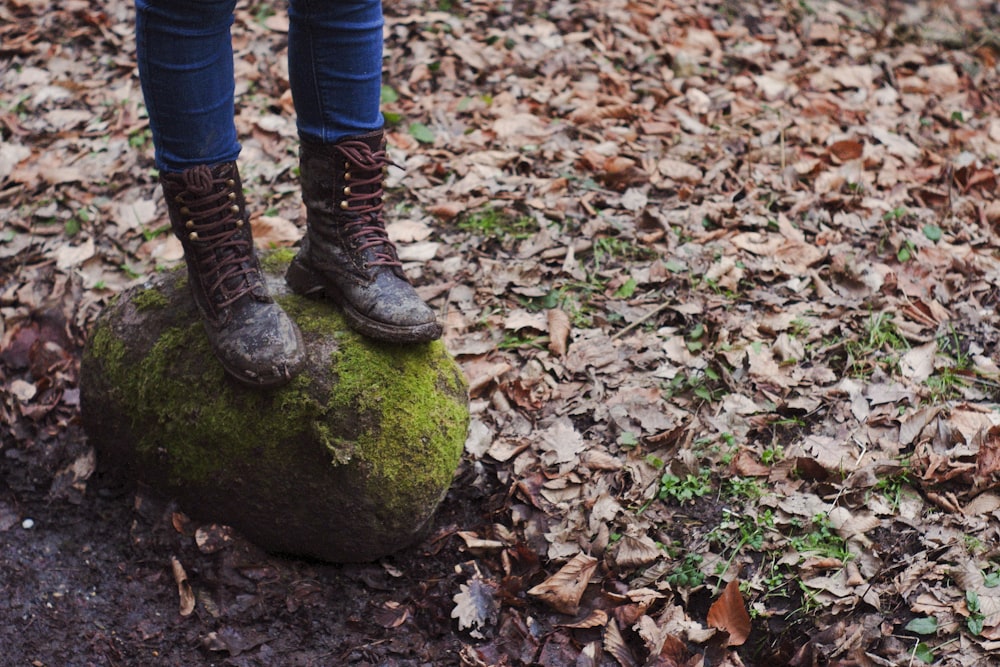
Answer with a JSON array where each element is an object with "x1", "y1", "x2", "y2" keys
[
  {"x1": 135, "y1": 0, "x2": 241, "y2": 172},
  {"x1": 285, "y1": 0, "x2": 441, "y2": 343},
  {"x1": 287, "y1": 0, "x2": 384, "y2": 142},
  {"x1": 135, "y1": 0, "x2": 304, "y2": 386}
]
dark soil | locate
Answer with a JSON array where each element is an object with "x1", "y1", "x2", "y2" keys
[{"x1": 0, "y1": 418, "x2": 491, "y2": 667}]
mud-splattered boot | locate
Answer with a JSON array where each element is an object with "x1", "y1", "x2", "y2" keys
[
  {"x1": 161, "y1": 162, "x2": 305, "y2": 387},
  {"x1": 285, "y1": 129, "x2": 442, "y2": 343}
]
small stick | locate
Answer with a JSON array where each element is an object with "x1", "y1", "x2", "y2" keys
[{"x1": 610, "y1": 301, "x2": 673, "y2": 341}]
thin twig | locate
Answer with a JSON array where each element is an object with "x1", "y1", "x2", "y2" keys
[{"x1": 610, "y1": 301, "x2": 673, "y2": 341}]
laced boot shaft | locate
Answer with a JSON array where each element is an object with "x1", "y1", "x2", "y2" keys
[
  {"x1": 162, "y1": 163, "x2": 305, "y2": 387},
  {"x1": 329, "y1": 138, "x2": 404, "y2": 276},
  {"x1": 287, "y1": 129, "x2": 442, "y2": 343},
  {"x1": 164, "y1": 164, "x2": 267, "y2": 319}
]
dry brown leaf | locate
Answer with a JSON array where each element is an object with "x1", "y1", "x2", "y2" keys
[
  {"x1": 170, "y1": 556, "x2": 196, "y2": 617},
  {"x1": 527, "y1": 553, "x2": 598, "y2": 615},
  {"x1": 372, "y1": 600, "x2": 411, "y2": 629},
  {"x1": 609, "y1": 534, "x2": 661, "y2": 570},
  {"x1": 828, "y1": 139, "x2": 863, "y2": 163},
  {"x1": 974, "y1": 425, "x2": 1000, "y2": 487},
  {"x1": 706, "y1": 579, "x2": 751, "y2": 647},
  {"x1": 195, "y1": 524, "x2": 235, "y2": 554},
  {"x1": 451, "y1": 577, "x2": 499, "y2": 639},
  {"x1": 547, "y1": 308, "x2": 571, "y2": 356},
  {"x1": 558, "y1": 608, "x2": 609, "y2": 629},
  {"x1": 252, "y1": 215, "x2": 301, "y2": 247},
  {"x1": 603, "y1": 618, "x2": 639, "y2": 667}
]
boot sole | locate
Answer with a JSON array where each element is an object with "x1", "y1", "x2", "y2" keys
[{"x1": 286, "y1": 258, "x2": 443, "y2": 344}]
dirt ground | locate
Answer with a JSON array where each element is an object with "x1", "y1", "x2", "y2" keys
[{"x1": 0, "y1": 420, "x2": 488, "y2": 667}]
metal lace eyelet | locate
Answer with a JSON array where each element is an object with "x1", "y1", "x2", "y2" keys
[
  {"x1": 344, "y1": 171, "x2": 351, "y2": 180},
  {"x1": 186, "y1": 220, "x2": 195, "y2": 229},
  {"x1": 343, "y1": 186, "x2": 351, "y2": 195},
  {"x1": 180, "y1": 206, "x2": 190, "y2": 215},
  {"x1": 228, "y1": 192, "x2": 236, "y2": 201},
  {"x1": 340, "y1": 201, "x2": 349, "y2": 210},
  {"x1": 189, "y1": 232, "x2": 199, "y2": 240},
  {"x1": 230, "y1": 204, "x2": 239, "y2": 214},
  {"x1": 226, "y1": 179, "x2": 235, "y2": 187},
  {"x1": 236, "y1": 219, "x2": 244, "y2": 228}
]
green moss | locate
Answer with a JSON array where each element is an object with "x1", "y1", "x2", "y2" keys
[
  {"x1": 278, "y1": 293, "x2": 349, "y2": 336},
  {"x1": 330, "y1": 333, "x2": 468, "y2": 515},
  {"x1": 131, "y1": 288, "x2": 169, "y2": 311},
  {"x1": 259, "y1": 247, "x2": 297, "y2": 274},
  {"x1": 89, "y1": 325, "x2": 127, "y2": 373},
  {"x1": 89, "y1": 311, "x2": 328, "y2": 483}
]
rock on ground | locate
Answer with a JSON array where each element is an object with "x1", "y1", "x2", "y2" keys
[{"x1": 81, "y1": 251, "x2": 469, "y2": 563}]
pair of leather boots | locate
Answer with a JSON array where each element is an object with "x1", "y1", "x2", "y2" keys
[{"x1": 160, "y1": 129, "x2": 441, "y2": 388}]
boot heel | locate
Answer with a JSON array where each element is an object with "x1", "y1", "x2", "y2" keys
[{"x1": 285, "y1": 255, "x2": 325, "y2": 297}]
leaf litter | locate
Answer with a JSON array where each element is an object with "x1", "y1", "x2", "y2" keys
[{"x1": 2, "y1": 0, "x2": 1000, "y2": 664}]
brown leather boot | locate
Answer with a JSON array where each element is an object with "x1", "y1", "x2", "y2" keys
[
  {"x1": 285, "y1": 129, "x2": 442, "y2": 343},
  {"x1": 161, "y1": 162, "x2": 305, "y2": 387}
]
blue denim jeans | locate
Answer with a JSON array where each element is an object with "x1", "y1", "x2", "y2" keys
[{"x1": 135, "y1": 0, "x2": 384, "y2": 172}]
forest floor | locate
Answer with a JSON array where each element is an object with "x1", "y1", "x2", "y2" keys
[{"x1": 3, "y1": 0, "x2": 1000, "y2": 665}]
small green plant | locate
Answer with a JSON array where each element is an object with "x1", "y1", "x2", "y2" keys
[
  {"x1": 686, "y1": 323, "x2": 706, "y2": 352},
  {"x1": 497, "y1": 331, "x2": 546, "y2": 351},
  {"x1": 253, "y1": 2, "x2": 275, "y2": 24},
  {"x1": 458, "y1": 207, "x2": 538, "y2": 241},
  {"x1": 761, "y1": 445, "x2": 784, "y2": 466},
  {"x1": 897, "y1": 239, "x2": 916, "y2": 262},
  {"x1": 882, "y1": 207, "x2": 908, "y2": 222},
  {"x1": 666, "y1": 553, "x2": 705, "y2": 588},
  {"x1": 128, "y1": 127, "x2": 151, "y2": 149},
  {"x1": 843, "y1": 311, "x2": 909, "y2": 377},
  {"x1": 589, "y1": 236, "x2": 656, "y2": 273},
  {"x1": 120, "y1": 263, "x2": 143, "y2": 279},
  {"x1": 725, "y1": 476, "x2": 764, "y2": 501},
  {"x1": 925, "y1": 368, "x2": 969, "y2": 402},
  {"x1": 142, "y1": 224, "x2": 171, "y2": 242},
  {"x1": 966, "y1": 590, "x2": 986, "y2": 636},
  {"x1": 789, "y1": 317, "x2": 812, "y2": 338},
  {"x1": 788, "y1": 514, "x2": 852, "y2": 561},
  {"x1": 664, "y1": 366, "x2": 728, "y2": 403},
  {"x1": 874, "y1": 471, "x2": 912, "y2": 511},
  {"x1": 923, "y1": 224, "x2": 943, "y2": 242},
  {"x1": 658, "y1": 469, "x2": 713, "y2": 504},
  {"x1": 613, "y1": 277, "x2": 637, "y2": 299}
]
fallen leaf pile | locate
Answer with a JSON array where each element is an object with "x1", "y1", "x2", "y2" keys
[{"x1": 3, "y1": 0, "x2": 1000, "y2": 664}]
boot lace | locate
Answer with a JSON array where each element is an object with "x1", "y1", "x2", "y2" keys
[
  {"x1": 336, "y1": 141, "x2": 403, "y2": 269},
  {"x1": 176, "y1": 165, "x2": 258, "y2": 308}
]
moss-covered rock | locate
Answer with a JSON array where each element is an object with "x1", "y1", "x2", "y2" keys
[{"x1": 81, "y1": 253, "x2": 468, "y2": 563}]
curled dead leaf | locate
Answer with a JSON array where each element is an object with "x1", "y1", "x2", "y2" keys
[
  {"x1": 603, "y1": 618, "x2": 639, "y2": 667},
  {"x1": 372, "y1": 600, "x2": 411, "y2": 629},
  {"x1": 706, "y1": 579, "x2": 750, "y2": 647},
  {"x1": 558, "y1": 608, "x2": 609, "y2": 629},
  {"x1": 527, "y1": 553, "x2": 598, "y2": 615},
  {"x1": 170, "y1": 556, "x2": 196, "y2": 617},
  {"x1": 974, "y1": 425, "x2": 1000, "y2": 487},
  {"x1": 609, "y1": 533, "x2": 661, "y2": 570},
  {"x1": 547, "y1": 308, "x2": 571, "y2": 356}
]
